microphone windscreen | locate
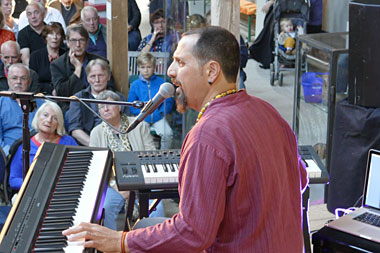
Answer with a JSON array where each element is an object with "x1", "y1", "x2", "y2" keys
[{"x1": 159, "y1": 82, "x2": 175, "y2": 98}]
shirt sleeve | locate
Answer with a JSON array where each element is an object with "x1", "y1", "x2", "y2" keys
[
  {"x1": 67, "y1": 98, "x2": 84, "y2": 133},
  {"x1": 127, "y1": 142, "x2": 228, "y2": 251},
  {"x1": 139, "y1": 121, "x2": 156, "y2": 151},
  {"x1": 50, "y1": 59, "x2": 85, "y2": 97},
  {"x1": 137, "y1": 37, "x2": 148, "y2": 51},
  {"x1": 9, "y1": 145, "x2": 24, "y2": 190},
  {"x1": 128, "y1": 0, "x2": 141, "y2": 30},
  {"x1": 127, "y1": 83, "x2": 141, "y2": 116},
  {"x1": 17, "y1": 28, "x2": 29, "y2": 49},
  {"x1": 17, "y1": 12, "x2": 28, "y2": 31}
]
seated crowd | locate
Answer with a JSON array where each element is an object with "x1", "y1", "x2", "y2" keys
[{"x1": 0, "y1": 0, "x2": 181, "y2": 225}]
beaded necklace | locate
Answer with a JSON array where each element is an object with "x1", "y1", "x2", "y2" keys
[{"x1": 196, "y1": 88, "x2": 238, "y2": 123}]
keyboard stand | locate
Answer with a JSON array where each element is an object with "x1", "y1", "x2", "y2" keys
[
  {"x1": 299, "y1": 145, "x2": 329, "y2": 253},
  {"x1": 125, "y1": 189, "x2": 179, "y2": 231}
]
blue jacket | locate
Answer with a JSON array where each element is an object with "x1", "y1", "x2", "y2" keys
[
  {"x1": 128, "y1": 74, "x2": 174, "y2": 124},
  {"x1": 0, "y1": 97, "x2": 44, "y2": 155},
  {"x1": 9, "y1": 135, "x2": 78, "y2": 190}
]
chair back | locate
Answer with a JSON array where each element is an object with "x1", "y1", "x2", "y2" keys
[
  {"x1": 0, "y1": 147, "x2": 7, "y2": 193},
  {"x1": 128, "y1": 51, "x2": 170, "y2": 76},
  {"x1": 3, "y1": 130, "x2": 37, "y2": 204}
]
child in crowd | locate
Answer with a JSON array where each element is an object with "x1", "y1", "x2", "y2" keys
[
  {"x1": 128, "y1": 52, "x2": 174, "y2": 150},
  {"x1": 278, "y1": 18, "x2": 295, "y2": 54},
  {"x1": 278, "y1": 18, "x2": 302, "y2": 55}
]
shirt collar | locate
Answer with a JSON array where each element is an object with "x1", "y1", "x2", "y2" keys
[
  {"x1": 138, "y1": 74, "x2": 157, "y2": 83},
  {"x1": 89, "y1": 24, "x2": 102, "y2": 44}
]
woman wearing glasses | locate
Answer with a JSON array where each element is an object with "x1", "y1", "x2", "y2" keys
[
  {"x1": 89, "y1": 90, "x2": 158, "y2": 230},
  {"x1": 137, "y1": 8, "x2": 179, "y2": 53}
]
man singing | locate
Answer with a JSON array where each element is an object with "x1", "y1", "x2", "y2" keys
[{"x1": 63, "y1": 26, "x2": 308, "y2": 252}]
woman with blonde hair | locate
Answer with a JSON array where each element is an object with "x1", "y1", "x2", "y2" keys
[
  {"x1": 0, "y1": 8, "x2": 16, "y2": 55},
  {"x1": 9, "y1": 101, "x2": 77, "y2": 190},
  {"x1": 0, "y1": 0, "x2": 18, "y2": 38}
]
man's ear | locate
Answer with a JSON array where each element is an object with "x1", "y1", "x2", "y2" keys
[{"x1": 206, "y1": 60, "x2": 221, "y2": 85}]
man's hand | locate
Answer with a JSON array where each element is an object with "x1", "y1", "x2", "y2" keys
[
  {"x1": 69, "y1": 50, "x2": 82, "y2": 78},
  {"x1": 62, "y1": 222, "x2": 126, "y2": 253}
]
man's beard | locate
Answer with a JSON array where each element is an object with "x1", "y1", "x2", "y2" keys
[{"x1": 174, "y1": 87, "x2": 188, "y2": 114}]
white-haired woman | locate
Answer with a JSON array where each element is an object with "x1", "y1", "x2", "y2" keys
[
  {"x1": 89, "y1": 90, "x2": 163, "y2": 230},
  {"x1": 9, "y1": 101, "x2": 77, "y2": 190}
]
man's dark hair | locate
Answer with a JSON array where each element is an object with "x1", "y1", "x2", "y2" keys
[
  {"x1": 66, "y1": 23, "x2": 89, "y2": 41},
  {"x1": 183, "y1": 26, "x2": 240, "y2": 83}
]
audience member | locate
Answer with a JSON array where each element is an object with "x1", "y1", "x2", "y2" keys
[
  {"x1": 18, "y1": 0, "x2": 66, "y2": 33},
  {"x1": 89, "y1": 90, "x2": 156, "y2": 230},
  {"x1": 29, "y1": 22, "x2": 66, "y2": 94},
  {"x1": 307, "y1": 0, "x2": 323, "y2": 34},
  {"x1": 0, "y1": 63, "x2": 44, "y2": 155},
  {"x1": 128, "y1": 52, "x2": 174, "y2": 149},
  {"x1": 50, "y1": 23, "x2": 114, "y2": 112},
  {"x1": 63, "y1": 26, "x2": 308, "y2": 253},
  {"x1": 148, "y1": 0, "x2": 188, "y2": 34},
  {"x1": 0, "y1": 8, "x2": 16, "y2": 55},
  {"x1": 9, "y1": 101, "x2": 77, "y2": 190},
  {"x1": 67, "y1": 59, "x2": 128, "y2": 146},
  {"x1": 48, "y1": 0, "x2": 83, "y2": 26},
  {"x1": 81, "y1": 6, "x2": 106, "y2": 58},
  {"x1": 137, "y1": 8, "x2": 179, "y2": 53},
  {"x1": 0, "y1": 41, "x2": 41, "y2": 92},
  {"x1": 0, "y1": 0, "x2": 19, "y2": 38},
  {"x1": 186, "y1": 13, "x2": 206, "y2": 31},
  {"x1": 127, "y1": 0, "x2": 141, "y2": 51},
  {"x1": 239, "y1": 36, "x2": 248, "y2": 89},
  {"x1": 17, "y1": 2, "x2": 46, "y2": 65}
]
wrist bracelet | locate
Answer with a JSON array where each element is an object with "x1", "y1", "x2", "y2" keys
[{"x1": 121, "y1": 231, "x2": 127, "y2": 253}]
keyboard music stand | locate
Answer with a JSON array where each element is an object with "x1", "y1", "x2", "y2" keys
[{"x1": 125, "y1": 188, "x2": 179, "y2": 231}]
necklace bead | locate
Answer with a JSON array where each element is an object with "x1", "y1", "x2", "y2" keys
[{"x1": 196, "y1": 89, "x2": 238, "y2": 123}]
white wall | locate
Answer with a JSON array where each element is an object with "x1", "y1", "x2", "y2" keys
[{"x1": 323, "y1": 0, "x2": 350, "y2": 32}]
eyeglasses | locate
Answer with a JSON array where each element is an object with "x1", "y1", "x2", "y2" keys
[
  {"x1": 98, "y1": 104, "x2": 117, "y2": 110},
  {"x1": 88, "y1": 74, "x2": 107, "y2": 81},
  {"x1": 153, "y1": 20, "x2": 166, "y2": 25},
  {"x1": 9, "y1": 76, "x2": 29, "y2": 82},
  {"x1": 69, "y1": 38, "x2": 87, "y2": 44}
]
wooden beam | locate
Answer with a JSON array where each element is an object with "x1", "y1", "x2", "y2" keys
[
  {"x1": 106, "y1": 0, "x2": 129, "y2": 97},
  {"x1": 211, "y1": 0, "x2": 240, "y2": 87},
  {"x1": 210, "y1": 0, "x2": 240, "y2": 40}
]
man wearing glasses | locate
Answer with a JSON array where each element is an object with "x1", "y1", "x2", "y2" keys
[
  {"x1": 0, "y1": 63, "x2": 44, "y2": 155},
  {"x1": 50, "y1": 24, "x2": 115, "y2": 112}
]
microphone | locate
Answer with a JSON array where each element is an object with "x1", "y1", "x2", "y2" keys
[{"x1": 126, "y1": 82, "x2": 175, "y2": 133}]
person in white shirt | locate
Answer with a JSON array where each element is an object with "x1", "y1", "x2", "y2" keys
[{"x1": 18, "y1": 0, "x2": 66, "y2": 33}]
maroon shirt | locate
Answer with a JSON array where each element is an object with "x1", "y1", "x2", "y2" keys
[{"x1": 127, "y1": 90, "x2": 308, "y2": 252}]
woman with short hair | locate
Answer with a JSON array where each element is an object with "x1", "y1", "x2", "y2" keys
[
  {"x1": 89, "y1": 90, "x2": 160, "y2": 230},
  {"x1": 29, "y1": 22, "x2": 66, "y2": 94},
  {"x1": 9, "y1": 101, "x2": 77, "y2": 190}
]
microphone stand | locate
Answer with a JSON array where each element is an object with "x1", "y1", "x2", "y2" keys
[{"x1": 0, "y1": 91, "x2": 144, "y2": 179}]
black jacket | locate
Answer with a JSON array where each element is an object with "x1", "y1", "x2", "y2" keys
[
  {"x1": 50, "y1": 52, "x2": 115, "y2": 112},
  {"x1": 0, "y1": 62, "x2": 41, "y2": 93}
]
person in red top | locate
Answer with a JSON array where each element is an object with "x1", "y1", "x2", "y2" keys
[
  {"x1": 0, "y1": 8, "x2": 16, "y2": 56},
  {"x1": 63, "y1": 26, "x2": 308, "y2": 252}
]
